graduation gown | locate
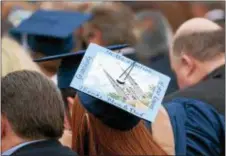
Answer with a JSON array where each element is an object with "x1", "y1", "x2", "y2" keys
[
  {"x1": 75, "y1": 96, "x2": 224, "y2": 155},
  {"x1": 164, "y1": 65, "x2": 225, "y2": 115},
  {"x1": 11, "y1": 139, "x2": 77, "y2": 156},
  {"x1": 164, "y1": 98, "x2": 225, "y2": 156},
  {"x1": 148, "y1": 53, "x2": 179, "y2": 95}
]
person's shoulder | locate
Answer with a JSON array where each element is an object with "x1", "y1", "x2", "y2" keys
[
  {"x1": 165, "y1": 97, "x2": 224, "y2": 117},
  {"x1": 163, "y1": 79, "x2": 225, "y2": 114},
  {"x1": 164, "y1": 97, "x2": 224, "y2": 127},
  {"x1": 12, "y1": 140, "x2": 78, "y2": 156},
  {"x1": 164, "y1": 97, "x2": 225, "y2": 156}
]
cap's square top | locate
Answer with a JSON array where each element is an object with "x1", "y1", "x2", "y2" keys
[
  {"x1": 10, "y1": 9, "x2": 92, "y2": 38},
  {"x1": 70, "y1": 43, "x2": 171, "y2": 124}
]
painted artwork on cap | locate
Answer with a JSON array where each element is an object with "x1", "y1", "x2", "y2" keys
[{"x1": 70, "y1": 43, "x2": 170, "y2": 122}]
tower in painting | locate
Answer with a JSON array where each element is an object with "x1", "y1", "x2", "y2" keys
[
  {"x1": 102, "y1": 67, "x2": 145, "y2": 101},
  {"x1": 119, "y1": 66, "x2": 146, "y2": 99},
  {"x1": 103, "y1": 69, "x2": 128, "y2": 101}
]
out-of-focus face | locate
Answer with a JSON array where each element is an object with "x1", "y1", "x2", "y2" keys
[{"x1": 83, "y1": 24, "x2": 103, "y2": 46}]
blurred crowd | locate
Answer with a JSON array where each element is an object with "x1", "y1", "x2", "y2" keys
[{"x1": 1, "y1": 1, "x2": 225, "y2": 156}]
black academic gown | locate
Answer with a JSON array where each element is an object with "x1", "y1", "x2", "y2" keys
[
  {"x1": 164, "y1": 65, "x2": 225, "y2": 115},
  {"x1": 148, "y1": 53, "x2": 178, "y2": 95},
  {"x1": 11, "y1": 140, "x2": 77, "y2": 156}
]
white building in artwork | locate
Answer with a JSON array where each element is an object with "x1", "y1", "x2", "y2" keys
[
  {"x1": 102, "y1": 66, "x2": 146, "y2": 102},
  {"x1": 119, "y1": 66, "x2": 147, "y2": 99}
]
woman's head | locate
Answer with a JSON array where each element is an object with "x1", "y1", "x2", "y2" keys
[
  {"x1": 71, "y1": 94, "x2": 167, "y2": 155},
  {"x1": 2, "y1": 36, "x2": 41, "y2": 77}
]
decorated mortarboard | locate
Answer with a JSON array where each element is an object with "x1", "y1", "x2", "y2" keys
[
  {"x1": 10, "y1": 9, "x2": 92, "y2": 56},
  {"x1": 34, "y1": 44, "x2": 129, "y2": 89},
  {"x1": 70, "y1": 43, "x2": 170, "y2": 131}
]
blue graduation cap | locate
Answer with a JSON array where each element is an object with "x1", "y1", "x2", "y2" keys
[
  {"x1": 10, "y1": 9, "x2": 92, "y2": 56},
  {"x1": 77, "y1": 91, "x2": 141, "y2": 131},
  {"x1": 69, "y1": 43, "x2": 170, "y2": 131},
  {"x1": 34, "y1": 44, "x2": 129, "y2": 89}
]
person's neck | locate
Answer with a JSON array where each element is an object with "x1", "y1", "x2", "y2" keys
[
  {"x1": 189, "y1": 55, "x2": 225, "y2": 87},
  {"x1": 201, "y1": 55, "x2": 225, "y2": 76},
  {"x1": 39, "y1": 66, "x2": 55, "y2": 77},
  {"x1": 1, "y1": 135, "x2": 27, "y2": 153}
]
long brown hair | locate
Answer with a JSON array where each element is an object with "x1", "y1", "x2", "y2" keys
[{"x1": 71, "y1": 95, "x2": 167, "y2": 155}]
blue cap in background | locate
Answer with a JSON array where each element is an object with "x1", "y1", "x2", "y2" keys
[{"x1": 10, "y1": 9, "x2": 92, "y2": 56}]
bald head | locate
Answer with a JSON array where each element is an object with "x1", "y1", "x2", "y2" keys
[
  {"x1": 170, "y1": 18, "x2": 225, "y2": 89},
  {"x1": 175, "y1": 18, "x2": 221, "y2": 38},
  {"x1": 171, "y1": 18, "x2": 224, "y2": 61}
]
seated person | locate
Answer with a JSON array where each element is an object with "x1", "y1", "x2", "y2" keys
[
  {"x1": 1, "y1": 70, "x2": 78, "y2": 156},
  {"x1": 33, "y1": 44, "x2": 132, "y2": 148},
  {"x1": 82, "y1": 2, "x2": 136, "y2": 48},
  {"x1": 164, "y1": 18, "x2": 225, "y2": 115},
  {"x1": 134, "y1": 10, "x2": 178, "y2": 95},
  {"x1": 68, "y1": 42, "x2": 224, "y2": 155},
  {"x1": 70, "y1": 81, "x2": 224, "y2": 155}
]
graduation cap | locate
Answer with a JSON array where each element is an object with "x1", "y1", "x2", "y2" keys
[
  {"x1": 34, "y1": 44, "x2": 129, "y2": 89},
  {"x1": 77, "y1": 91, "x2": 141, "y2": 131},
  {"x1": 10, "y1": 9, "x2": 92, "y2": 56},
  {"x1": 69, "y1": 43, "x2": 170, "y2": 131}
]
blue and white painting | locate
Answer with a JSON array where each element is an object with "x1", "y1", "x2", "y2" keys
[{"x1": 70, "y1": 43, "x2": 170, "y2": 122}]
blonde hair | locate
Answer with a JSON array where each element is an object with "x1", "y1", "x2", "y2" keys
[{"x1": 2, "y1": 36, "x2": 41, "y2": 77}]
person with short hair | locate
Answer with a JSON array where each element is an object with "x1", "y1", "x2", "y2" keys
[
  {"x1": 164, "y1": 18, "x2": 225, "y2": 115},
  {"x1": 83, "y1": 2, "x2": 137, "y2": 47},
  {"x1": 134, "y1": 10, "x2": 178, "y2": 95},
  {"x1": 1, "y1": 70, "x2": 78, "y2": 156}
]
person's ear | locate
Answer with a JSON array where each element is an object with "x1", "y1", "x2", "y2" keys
[
  {"x1": 181, "y1": 54, "x2": 196, "y2": 77},
  {"x1": 67, "y1": 97, "x2": 74, "y2": 110},
  {"x1": 1, "y1": 115, "x2": 7, "y2": 138},
  {"x1": 64, "y1": 115, "x2": 70, "y2": 130},
  {"x1": 67, "y1": 97, "x2": 75, "y2": 116},
  {"x1": 63, "y1": 97, "x2": 75, "y2": 130}
]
